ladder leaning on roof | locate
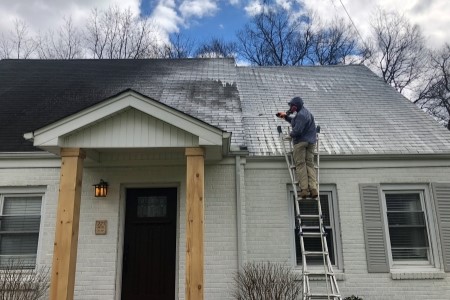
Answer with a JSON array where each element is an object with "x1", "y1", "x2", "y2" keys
[{"x1": 277, "y1": 125, "x2": 341, "y2": 300}]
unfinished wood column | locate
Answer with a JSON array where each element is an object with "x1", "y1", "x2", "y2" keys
[
  {"x1": 50, "y1": 148, "x2": 85, "y2": 300},
  {"x1": 185, "y1": 147, "x2": 205, "y2": 300}
]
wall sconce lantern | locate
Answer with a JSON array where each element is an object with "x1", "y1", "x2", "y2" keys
[{"x1": 93, "y1": 179, "x2": 108, "y2": 197}]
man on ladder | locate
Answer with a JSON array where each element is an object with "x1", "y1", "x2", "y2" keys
[
  {"x1": 277, "y1": 96, "x2": 318, "y2": 199},
  {"x1": 277, "y1": 99, "x2": 342, "y2": 299}
]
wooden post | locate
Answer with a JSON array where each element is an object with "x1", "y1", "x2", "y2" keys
[
  {"x1": 50, "y1": 148, "x2": 85, "y2": 300},
  {"x1": 185, "y1": 147, "x2": 205, "y2": 300}
]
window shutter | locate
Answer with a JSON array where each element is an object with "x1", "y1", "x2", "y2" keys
[
  {"x1": 432, "y1": 183, "x2": 450, "y2": 272},
  {"x1": 359, "y1": 184, "x2": 389, "y2": 272}
]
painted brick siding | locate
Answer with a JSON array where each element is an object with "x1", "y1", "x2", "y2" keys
[
  {"x1": 244, "y1": 161, "x2": 450, "y2": 300},
  {"x1": 2, "y1": 159, "x2": 450, "y2": 300},
  {"x1": 77, "y1": 164, "x2": 237, "y2": 300},
  {"x1": 0, "y1": 161, "x2": 238, "y2": 300}
]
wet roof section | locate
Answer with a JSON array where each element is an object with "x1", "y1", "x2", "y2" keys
[{"x1": 0, "y1": 58, "x2": 244, "y2": 152}]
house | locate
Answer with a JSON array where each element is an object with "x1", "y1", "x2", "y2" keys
[{"x1": 0, "y1": 58, "x2": 450, "y2": 300}]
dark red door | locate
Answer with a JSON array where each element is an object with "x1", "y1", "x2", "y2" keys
[{"x1": 121, "y1": 188, "x2": 177, "y2": 300}]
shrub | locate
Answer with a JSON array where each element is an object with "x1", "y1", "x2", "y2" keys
[
  {"x1": 344, "y1": 296, "x2": 363, "y2": 300},
  {"x1": 232, "y1": 261, "x2": 301, "y2": 300},
  {"x1": 0, "y1": 259, "x2": 50, "y2": 300}
]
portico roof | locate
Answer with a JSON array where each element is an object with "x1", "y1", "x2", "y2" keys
[{"x1": 23, "y1": 89, "x2": 230, "y2": 158}]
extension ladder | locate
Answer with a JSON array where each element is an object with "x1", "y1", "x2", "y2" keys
[{"x1": 277, "y1": 125, "x2": 341, "y2": 300}]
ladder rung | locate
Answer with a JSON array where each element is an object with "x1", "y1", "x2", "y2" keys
[
  {"x1": 308, "y1": 293, "x2": 341, "y2": 298},
  {"x1": 296, "y1": 196, "x2": 319, "y2": 201},
  {"x1": 290, "y1": 165, "x2": 296, "y2": 169},
  {"x1": 304, "y1": 271, "x2": 331, "y2": 276},
  {"x1": 299, "y1": 214, "x2": 321, "y2": 219},
  {"x1": 304, "y1": 251, "x2": 328, "y2": 256},
  {"x1": 301, "y1": 232, "x2": 325, "y2": 237}
]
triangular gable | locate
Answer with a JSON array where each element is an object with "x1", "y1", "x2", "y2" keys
[
  {"x1": 63, "y1": 108, "x2": 199, "y2": 148},
  {"x1": 24, "y1": 90, "x2": 228, "y2": 152}
]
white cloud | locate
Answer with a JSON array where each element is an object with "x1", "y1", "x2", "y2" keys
[
  {"x1": 300, "y1": 0, "x2": 449, "y2": 48},
  {"x1": 0, "y1": 0, "x2": 140, "y2": 35},
  {"x1": 148, "y1": 0, "x2": 184, "y2": 44},
  {"x1": 179, "y1": 0, "x2": 218, "y2": 19},
  {"x1": 275, "y1": 0, "x2": 291, "y2": 11},
  {"x1": 244, "y1": 0, "x2": 265, "y2": 16},
  {"x1": 150, "y1": 0, "x2": 182, "y2": 33},
  {"x1": 0, "y1": 0, "x2": 447, "y2": 53}
]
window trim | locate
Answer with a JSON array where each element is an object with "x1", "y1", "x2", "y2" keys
[
  {"x1": 289, "y1": 185, "x2": 343, "y2": 271},
  {"x1": 380, "y1": 184, "x2": 441, "y2": 270},
  {"x1": 0, "y1": 187, "x2": 46, "y2": 270}
]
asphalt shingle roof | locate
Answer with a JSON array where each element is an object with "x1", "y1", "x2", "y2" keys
[
  {"x1": 0, "y1": 58, "x2": 244, "y2": 152},
  {"x1": 1, "y1": 58, "x2": 449, "y2": 156},
  {"x1": 237, "y1": 65, "x2": 450, "y2": 155}
]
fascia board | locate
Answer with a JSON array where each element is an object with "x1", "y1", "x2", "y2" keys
[{"x1": 31, "y1": 91, "x2": 224, "y2": 147}]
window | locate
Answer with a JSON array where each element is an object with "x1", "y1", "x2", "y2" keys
[
  {"x1": 292, "y1": 187, "x2": 342, "y2": 269},
  {"x1": 381, "y1": 186, "x2": 438, "y2": 268},
  {"x1": 0, "y1": 192, "x2": 43, "y2": 268}
]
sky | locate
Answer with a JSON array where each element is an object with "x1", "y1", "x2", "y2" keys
[{"x1": 0, "y1": 0, "x2": 448, "y2": 49}]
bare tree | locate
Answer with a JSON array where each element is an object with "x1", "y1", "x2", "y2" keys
[
  {"x1": 13, "y1": 19, "x2": 37, "y2": 59},
  {"x1": 0, "y1": 33, "x2": 13, "y2": 59},
  {"x1": 414, "y1": 44, "x2": 450, "y2": 129},
  {"x1": 368, "y1": 9, "x2": 427, "y2": 93},
  {"x1": 195, "y1": 37, "x2": 237, "y2": 58},
  {"x1": 233, "y1": 261, "x2": 301, "y2": 300},
  {"x1": 84, "y1": 6, "x2": 159, "y2": 59},
  {"x1": 309, "y1": 17, "x2": 368, "y2": 65},
  {"x1": 158, "y1": 32, "x2": 195, "y2": 59},
  {"x1": 36, "y1": 16, "x2": 83, "y2": 59},
  {"x1": 0, "y1": 19, "x2": 37, "y2": 59},
  {"x1": 0, "y1": 259, "x2": 50, "y2": 300},
  {"x1": 236, "y1": 5, "x2": 313, "y2": 66}
]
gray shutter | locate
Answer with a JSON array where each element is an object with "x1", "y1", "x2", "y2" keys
[
  {"x1": 359, "y1": 184, "x2": 389, "y2": 272},
  {"x1": 432, "y1": 183, "x2": 450, "y2": 272}
]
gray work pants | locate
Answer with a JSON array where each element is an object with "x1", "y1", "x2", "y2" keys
[{"x1": 293, "y1": 142, "x2": 317, "y2": 191}]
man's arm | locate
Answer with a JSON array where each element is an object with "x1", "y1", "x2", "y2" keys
[{"x1": 276, "y1": 112, "x2": 292, "y2": 123}]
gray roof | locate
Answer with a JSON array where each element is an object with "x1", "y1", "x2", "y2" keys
[
  {"x1": 238, "y1": 65, "x2": 450, "y2": 156},
  {"x1": 0, "y1": 58, "x2": 449, "y2": 156}
]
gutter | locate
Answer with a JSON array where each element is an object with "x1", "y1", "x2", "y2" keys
[
  {"x1": 235, "y1": 155, "x2": 243, "y2": 269},
  {"x1": 229, "y1": 146, "x2": 249, "y2": 270},
  {"x1": 0, "y1": 152, "x2": 57, "y2": 159},
  {"x1": 245, "y1": 152, "x2": 450, "y2": 161}
]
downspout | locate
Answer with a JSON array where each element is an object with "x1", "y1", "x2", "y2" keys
[{"x1": 235, "y1": 155, "x2": 243, "y2": 269}]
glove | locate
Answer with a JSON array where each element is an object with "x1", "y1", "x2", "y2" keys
[{"x1": 276, "y1": 112, "x2": 286, "y2": 119}]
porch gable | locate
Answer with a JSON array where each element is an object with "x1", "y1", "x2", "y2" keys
[{"x1": 24, "y1": 90, "x2": 228, "y2": 153}]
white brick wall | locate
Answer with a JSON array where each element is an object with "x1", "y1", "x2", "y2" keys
[
  {"x1": 0, "y1": 160, "x2": 238, "y2": 300},
  {"x1": 244, "y1": 160, "x2": 450, "y2": 300},
  {"x1": 2, "y1": 157, "x2": 450, "y2": 300}
]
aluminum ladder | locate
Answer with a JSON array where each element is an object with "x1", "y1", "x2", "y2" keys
[{"x1": 277, "y1": 125, "x2": 341, "y2": 300}]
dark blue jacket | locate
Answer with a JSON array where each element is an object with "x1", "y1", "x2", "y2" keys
[{"x1": 285, "y1": 97, "x2": 316, "y2": 145}]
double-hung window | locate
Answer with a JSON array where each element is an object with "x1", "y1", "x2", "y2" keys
[
  {"x1": 292, "y1": 186, "x2": 342, "y2": 269},
  {"x1": 0, "y1": 190, "x2": 43, "y2": 268},
  {"x1": 381, "y1": 185, "x2": 438, "y2": 268}
]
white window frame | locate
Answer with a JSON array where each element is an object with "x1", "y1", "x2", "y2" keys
[
  {"x1": 380, "y1": 184, "x2": 441, "y2": 270},
  {"x1": 289, "y1": 185, "x2": 343, "y2": 271},
  {"x1": 0, "y1": 187, "x2": 45, "y2": 269}
]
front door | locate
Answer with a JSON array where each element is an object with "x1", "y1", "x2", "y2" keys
[{"x1": 121, "y1": 188, "x2": 177, "y2": 299}]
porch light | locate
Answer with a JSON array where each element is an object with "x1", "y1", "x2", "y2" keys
[{"x1": 93, "y1": 179, "x2": 108, "y2": 197}]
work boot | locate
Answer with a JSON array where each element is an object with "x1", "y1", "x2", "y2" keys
[
  {"x1": 310, "y1": 188, "x2": 318, "y2": 198},
  {"x1": 297, "y1": 189, "x2": 309, "y2": 199}
]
